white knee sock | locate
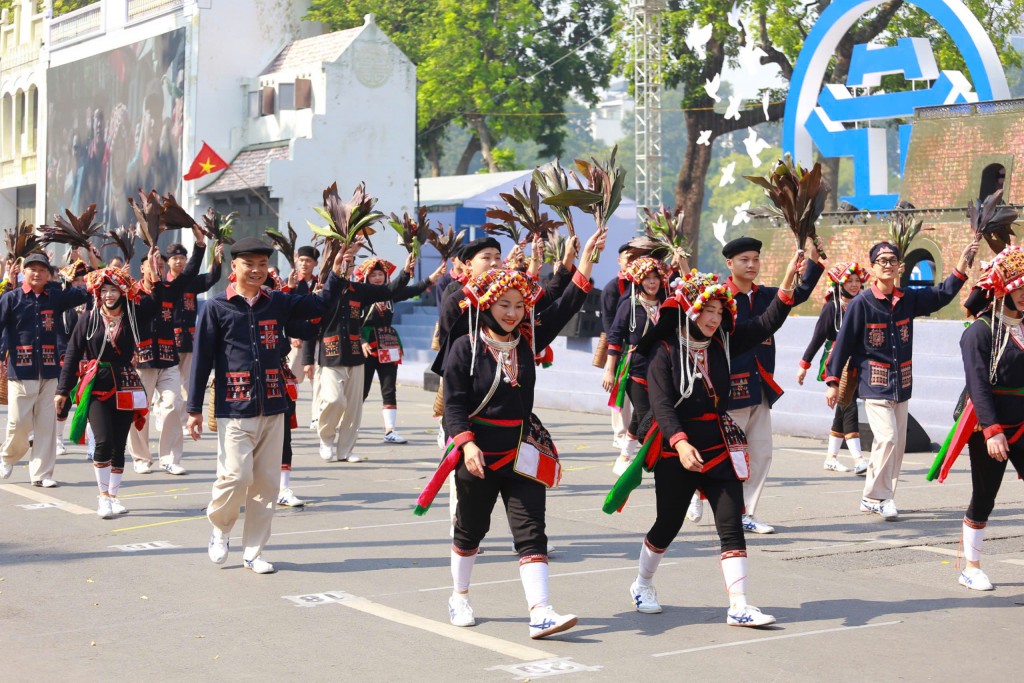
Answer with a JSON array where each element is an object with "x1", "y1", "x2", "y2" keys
[
  {"x1": 280, "y1": 468, "x2": 291, "y2": 490},
  {"x1": 827, "y1": 435, "x2": 843, "y2": 457},
  {"x1": 962, "y1": 521, "x2": 986, "y2": 563},
  {"x1": 519, "y1": 559, "x2": 550, "y2": 611},
  {"x1": 721, "y1": 555, "x2": 748, "y2": 609},
  {"x1": 847, "y1": 437, "x2": 863, "y2": 460},
  {"x1": 108, "y1": 470, "x2": 123, "y2": 497},
  {"x1": 383, "y1": 408, "x2": 397, "y2": 432},
  {"x1": 94, "y1": 464, "x2": 110, "y2": 494},
  {"x1": 86, "y1": 425, "x2": 96, "y2": 458},
  {"x1": 451, "y1": 547, "x2": 477, "y2": 593},
  {"x1": 637, "y1": 539, "x2": 665, "y2": 585}
]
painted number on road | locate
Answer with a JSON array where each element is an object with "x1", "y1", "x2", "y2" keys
[
  {"x1": 110, "y1": 541, "x2": 181, "y2": 552},
  {"x1": 17, "y1": 502, "x2": 60, "y2": 510},
  {"x1": 489, "y1": 658, "x2": 602, "y2": 679},
  {"x1": 283, "y1": 591, "x2": 350, "y2": 607}
]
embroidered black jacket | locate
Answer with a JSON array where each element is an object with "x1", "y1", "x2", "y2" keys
[{"x1": 0, "y1": 281, "x2": 90, "y2": 380}]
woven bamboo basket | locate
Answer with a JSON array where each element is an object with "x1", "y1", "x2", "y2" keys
[{"x1": 592, "y1": 333, "x2": 608, "y2": 368}]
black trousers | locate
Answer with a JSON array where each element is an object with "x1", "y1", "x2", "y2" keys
[
  {"x1": 89, "y1": 397, "x2": 135, "y2": 469},
  {"x1": 646, "y1": 455, "x2": 746, "y2": 554},
  {"x1": 965, "y1": 431, "x2": 1024, "y2": 524},
  {"x1": 830, "y1": 392, "x2": 860, "y2": 437},
  {"x1": 282, "y1": 399, "x2": 295, "y2": 468},
  {"x1": 363, "y1": 357, "x2": 398, "y2": 408},
  {"x1": 627, "y1": 379, "x2": 650, "y2": 440},
  {"x1": 452, "y1": 462, "x2": 548, "y2": 558}
]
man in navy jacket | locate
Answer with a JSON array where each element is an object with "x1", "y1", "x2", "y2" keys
[
  {"x1": 826, "y1": 239, "x2": 976, "y2": 521},
  {"x1": 187, "y1": 237, "x2": 345, "y2": 574}
]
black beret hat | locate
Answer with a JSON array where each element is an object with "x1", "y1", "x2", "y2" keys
[
  {"x1": 230, "y1": 237, "x2": 274, "y2": 258},
  {"x1": 460, "y1": 236, "x2": 501, "y2": 261},
  {"x1": 722, "y1": 236, "x2": 763, "y2": 259},
  {"x1": 164, "y1": 243, "x2": 188, "y2": 259},
  {"x1": 296, "y1": 245, "x2": 321, "y2": 260}
]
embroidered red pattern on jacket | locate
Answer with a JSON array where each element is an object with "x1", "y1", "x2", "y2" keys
[
  {"x1": 41, "y1": 310, "x2": 55, "y2": 331},
  {"x1": 258, "y1": 320, "x2": 278, "y2": 349}
]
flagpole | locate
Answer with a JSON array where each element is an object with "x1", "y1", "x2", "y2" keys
[{"x1": 223, "y1": 165, "x2": 282, "y2": 221}]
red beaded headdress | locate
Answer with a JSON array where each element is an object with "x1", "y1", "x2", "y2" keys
[{"x1": 353, "y1": 257, "x2": 396, "y2": 283}]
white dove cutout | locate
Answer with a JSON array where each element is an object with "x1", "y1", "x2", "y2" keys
[
  {"x1": 713, "y1": 215, "x2": 729, "y2": 246},
  {"x1": 762, "y1": 92, "x2": 770, "y2": 120},
  {"x1": 732, "y1": 201, "x2": 752, "y2": 226},
  {"x1": 724, "y1": 94, "x2": 743, "y2": 121},
  {"x1": 704, "y1": 72, "x2": 722, "y2": 103},
  {"x1": 686, "y1": 20, "x2": 713, "y2": 60},
  {"x1": 743, "y1": 127, "x2": 772, "y2": 168},
  {"x1": 719, "y1": 161, "x2": 737, "y2": 187},
  {"x1": 697, "y1": 130, "x2": 713, "y2": 146},
  {"x1": 727, "y1": 4, "x2": 743, "y2": 30}
]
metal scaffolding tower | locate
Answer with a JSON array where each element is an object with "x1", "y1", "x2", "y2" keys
[{"x1": 631, "y1": 0, "x2": 666, "y2": 225}]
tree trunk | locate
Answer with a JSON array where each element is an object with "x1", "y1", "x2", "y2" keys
[
  {"x1": 454, "y1": 135, "x2": 482, "y2": 176},
  {"x1": 675, "y1": 110, "x2": 716, "y2": 266},
  {"x1": 427, "y1": 139, "x2": 441, "y2": 177},
  {"x1": 821, "y1": 156, "x2": 840, "y2": 211},
  {"x1": 469, "y1": 115, "x2": 499, "y2": 173}
]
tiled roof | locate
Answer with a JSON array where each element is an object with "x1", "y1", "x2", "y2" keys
[
  {"x1": 198, "y1": 144, "x2": 290, "y2": 194},
  {"x1": 261, "y1": 27, "x2": 362, "y2": 76}
]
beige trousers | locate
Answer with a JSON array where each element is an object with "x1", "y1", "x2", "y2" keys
[
  {"x1": 177, "y1": 352, "x2": 193, "y2": 430},
  {"x1": 0, "y1": 378, "x2": 58, "y2": 482},
  {"x1": 729, "y1": 396, "x2": 774, "y2": 518},
  {"x1": 128, "y1": 367, "x2": 185, "y2": 465},
  {"x1": 862, "y1": 399, "x2": 910, "y2": 502},
  {"x1": 611, "y1": 398, "x2": 632, "y2": 448},
  {"x1": 207, "y1": 414, "x2": 285, "y2": 560},
  {"x1": 315, "y1": 364, "x2": 364, "y2": 459}
]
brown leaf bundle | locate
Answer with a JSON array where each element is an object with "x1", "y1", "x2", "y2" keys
[
  {"x1": 744, "y1": 154, "x2": 830, "y2": 258},
  {"x1": 128, "y1": 189, "x2": 165, "y2": 249},
  {"x1": 37, "y1": 204, "x2": 104, "y2": 251}
]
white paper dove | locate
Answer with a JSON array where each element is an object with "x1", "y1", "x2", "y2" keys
[
  {"x1": 724, "y1": 94, "x2": 743, "y2": 121},
  {"x1": 686, "y1": 20, "x2": 713, "y2": 60},
  {"x1": 713, "y1": 215, "x2": 729, "y2": 246},
  {"x1": 705, "y1": 72, "x2": 722, "y2": 103},
  {"x1": 697, "y1": 130, "x2": 713, "y2": 146},
  {"x1": 762, "y1": 92, "x2": 770, "y2": 120},
  {"x1": 719, "y1": 161, "x2": 737, "y2": 187},
  {"x1": 727, "y1": 4, "x2": 743, "y2": 30},
  {"x1": 732, "y1": 201, "x2": 752, "y2": 226},
  {"x1": 742, "y1": 127, "x2": 772, "y2": 168}
]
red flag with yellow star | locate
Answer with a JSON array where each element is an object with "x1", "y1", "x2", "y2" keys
[{"x1": 183, "y1": 142, "x2": 229, "y2": 181}]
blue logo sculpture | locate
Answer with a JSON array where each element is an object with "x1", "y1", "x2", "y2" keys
[{"x1": 782, "y1": 0, "x2": 1010, "y2": 211}]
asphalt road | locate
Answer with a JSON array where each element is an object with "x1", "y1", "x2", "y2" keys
[{"x1": 2, "y1": 384, "x2": 1022, "y2": 682}]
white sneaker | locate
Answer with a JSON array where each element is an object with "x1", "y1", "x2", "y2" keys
[
  {"x1": 208, "y1": 532, "x2": 229, "y2": 565},
  {"x1": 162, "y1": 463, "x2": 187, "y2": 475},
  {"x1": 383, "y1": 430, "x2": 408, "y2": 444},
  {"x1": 309, "y1": 418, "x2": 319, "y2": 432},
  {"x1": 277, "y1": 488, "x2": 305, "y2": 507},
  {"x1": 959, "y1": 567, "x2": 994, "y2": 591},
  {"x1": 33, "y1": 478, "x2": 58, "y2": 488},
  {"x1": 824, "y1": 457, "x2": 852, "y2": 472},
  {"x1": 854, "y1": 459, "x2": 869, "y2": 475},
  {"x1": 56, "y1": 442, "x2": 67, "y2": 456},
  {"x1": 133, "y1": 460, "x2": 153, "y2": 474},
  {"x1": 629, "y1": 581, "x2": 662, "y2": 614},
  {"x1": 96, "y1": 495, "x2": 113, "y2": 519},
  {"x1": 528, "y1": 606, "x2": 578, "y2": 639},
  {"x1": 686, "y1": 495, "x2": 704, "y2": 523},
  {"x1": 727, "y1": 604, "x2": 776, "y2": 627},
  {"x1": 344, "y1": 454, "x2": 364, "y2": 463},
  {"x1": 612, "y1": 454, "x2": 631, "y2": 476},
  {"x1": 436, "y1": 428, "x2": 446, "y2": 449},
  {"x1": 319, "y1": 439, "x2": 337, "y2": 462},
  {"x1": 742, "y1": 514, "x2": 775, "y2": 534},
  {"x1": 448, "y1": 594, "x2": 476, "y2": 627},
  {"x1": 243, "y1": 556, "x2": 276, "y2": 574},
  {"x1": 109, "y1": 497, "x2": 128, "y2": 515},
  {"x1": 0, "y1": 461, "x2": 11, "y2": 479},
  {"x1": 860, "y1": 498, "x2": 898, "y2": 521}
]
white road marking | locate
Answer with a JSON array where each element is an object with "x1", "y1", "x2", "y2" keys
[
  {"x1": 0, "y1": 483, "x2": 94, "y2": 515},
  {"x1": 271, "y1": 518, "x2": 449, "y2": 538},
  {"x1": 330, "y1": 591, "x2": 556, "y2": 661},
  {"x1": 652, "y1": 620, "x2": 903, "y2": 657},
  {"x1": 821, "y1": 482, "x2": 970, "y2": 495},
  {"x1": 488, "y1": 658, "x2": 602, "y2": 678},
  {"x1": 906, "y1": 545, "x2": 959, "y2": 557},
  {"x1": 110, "y1": 540, "x2": 181, "y2": 552},
  {"x1": 998, "y1": 559, "x2": 1024, "y2": 566},
  {"x1": 418, "y1": 562, "x2": 678, "y2": 593},
  {"x1": 119, "y1": 483, "x2": 326, "y2": 501}
]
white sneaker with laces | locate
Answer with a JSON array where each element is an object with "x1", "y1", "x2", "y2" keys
[
  {"x1": 612, "y1": 454, "x2": 632, "y2": 476},
  {"x1": 345, "y1": 454, "x2": 364, "y2": 463},
  {"x1": 860, "y1": 498, "x2": 898, "y2": 520},
  {"x1": 824, "y1": 457, "x2": 852, "y2": 472},
  {"x1": 96, "y1": 495, "x2": 113, "y2": 520},
  {"x1": 33, "y1": 478, "x2": 57, "y2": 488},
  {"x1": 277, "y1": 488, "x2": 305, "y2": 507},
  {"x1": 243, "y1": 556, "x2": 276, "y2": 574},
  {"x1": 208, "y1": 532, "x2": 229, "y2": 564},
  {"x1": 383, "y1": 430, "x2": 408, "y2": 444},
  {"x1": 854, "y1": 459, "x2": 869, "y2": 475},
  {"x1": 742, "y1": 514, "x2": 775, "y2": 534},
  {"x1": 629, "y1": 581, "x2": 662, "y2": 614},
  {"x1": 727, "y1": 604, "x2": 776, "y2": 627},
  {"x1": 959, "y1": 567, "x2": 994, "y2": 591},
  {"x1": 56, "y1": 442, "x2": 67, "y2": 456},
  {"x1": 109, "y1": 497, "x2": 128, "y2": 515},
  {"x1": 0, "y1": 461, "x2": 12, "y2": 479},
  {"x1": 448, "y1": 594, "x2": 476, "y2": 627},
  {"x1": 133, "y1": 460, "x2": 152, "y2": 474},
  {"x1": 309, "y1": 418, "x2": 319, "y2": 432},
  {"x1": 686, "y1": 495, "x2": 704, "y2": 523},
  {"x1": 528, "y1": 605, "x2": 578, "y2": 639},
  {"x1": 319, "y1": 439, "x2": 337, "y2": 462},
  {"x1": 162, "y1": 463, "x2": 187, "y2": 475}
]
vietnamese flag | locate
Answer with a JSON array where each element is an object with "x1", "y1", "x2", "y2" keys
[{"x1": 183, "y1": 142, "x2": 229, "y2": 180}]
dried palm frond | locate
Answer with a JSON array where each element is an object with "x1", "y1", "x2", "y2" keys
[
  {"x1": 265, "y1": 222, "x2": 299, "y2": 269},
  {"x1": 3, "y1": 221, "x2": 43, "y2": 261},
  {"x1": 887, "y1": 200, "x2": 928, "y2": 260},
  {"x1": 200, "y1": 207, "x2": 238, "y2": 246},
  {"x1": 569, "y1": 145, "x2": 625, "y2": 261},
  {"x1": 543, "y1": 228, "x2": 566, "y2": 264},
  {"x1": 426, "y1": 224, "x2": 466, "y2": 261},
  {"x1": 128, "y1": 189, "x2": 165, "y2": 249},
  {"x1": 484, "y1": 180, "x2": 564, "y2": 247},
  {"x1": 103, "y1": 225, "x2": 138, "y2": 264},
  {"x1": 622, "y1": 236, "x2": 660, "y2": 261},
  {"x1": 388, "y1": 206, "x2": 431, "y2": 258},
  {"x1": 310, "y1": 182, "x2": 384, "y2": 284},
  {"x1": 641, "y1": 207, "x2": 690, "y2": 267},
  {"x1": 37, "y1": 204, "x2": 104, "y2": 251},
  {"x1": 967, "y1": 189, "x2": 1018, "y2": 259},
  {"x1": 744, "y1": 154, "x2": 830, "y2": 259},
  {"x1": 160, "y1": 192, "x2": 197, "y2": 229},
  {"x1": 533, "y1": 159, "x2": 602, "y2": 239}
]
